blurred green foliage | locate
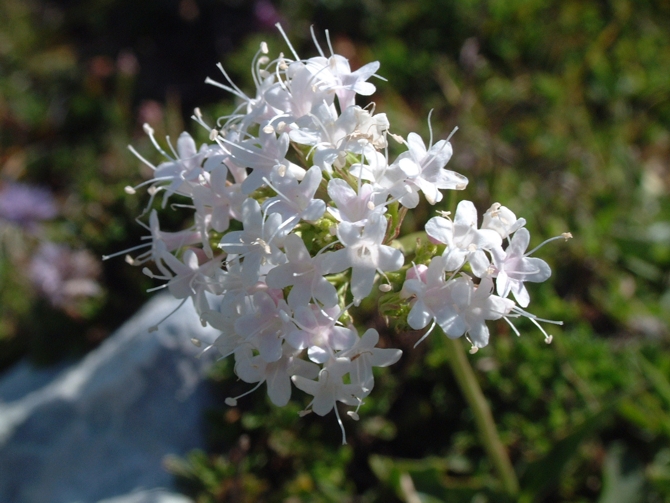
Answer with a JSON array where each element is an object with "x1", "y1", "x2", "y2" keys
[{"x1": 3, "y1": 0, "x2": 670, "y2": 501}]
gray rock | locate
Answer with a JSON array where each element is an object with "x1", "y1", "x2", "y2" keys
[
  {"x1": 96, "y1": 488, "x2": 193, "y2": 503},
  {"x1": 0, "y1": 295, "x2": 218, "y2": 503}
]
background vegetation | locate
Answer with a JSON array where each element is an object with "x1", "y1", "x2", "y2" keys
[{"x1": 1, "y1": 0, "x2": 670, "y2": 501}]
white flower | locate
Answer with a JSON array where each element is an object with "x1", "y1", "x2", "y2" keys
[
  {"x1": 438, "y1": 276, "x2": 515, "y2": 348},
  {"x1": 322, "y1": 213, "x2": 404, "y2": 304},
  {"x1": 219, "y1": 198, "x2": 287, "y2": 286},
  {"x1": 307, "y1": 55, "x2": 380, "y2": 110},
  {"x1": 265, "y1": 233, "x2": 338, "y2": 309},
  {"x1": 286, "y1": 304, "x2": 357, "y2": 363},
  {"x1": 326, "y1": 179, "x2": 381, "y2": 226},
  {"x1": 482, "y1": 203, "x2": 526, "y2": 239},
  {"x1": 233, "y1": 344, "x2": 318, "y2": 406},
  {"x1": 227, "y1": 130, "x2": 305, "y2": 194},
  {"x1": 337, "y1": 328, "x2": 402, "y2": 395},
  {"x1": 390, "y1": 132, "x2": 468, "y2": 207},
  {"x1": 262, "y1": 165, "x2": 326, "y2": 229},
  {"x1": 291, "y1": 357, "x2": 360, "y2": 415},
  {"x1": 425, "y1": 200, "x2": 502, "y2": 277},
  {"x1": 402, "y1": 256, "x2": 451, "y2": 332},
  {"x1": 492, "y1": 228, "x2": 551, "y2": 307},
  {"x1": 233, "y1": 290, "x2": 294, "y2": 363}
]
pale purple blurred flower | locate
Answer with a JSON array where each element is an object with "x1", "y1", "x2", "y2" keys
[
  {"x1": 29, "y1": 242, "x2": 102, "y2": 312},
  {"x1": 254, "y1": 0, "x2": 281, "y2": 29},
  {"x1": 0, "y1": 182, "x2": 57, "y2": 228}
]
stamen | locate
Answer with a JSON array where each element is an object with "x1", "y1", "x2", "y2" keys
[
  {"x1": 102, "y1": 242, "x2": 151, "y2": 261},
  {"x1": 446, "y1": 126, "x2": 458, "y2": 142},
  {"x1": 525, "y1": 233, "x2": 572, "y2": 257},
  {"x1": 427, "y1": 109, "x2": 434, "y2": 149},
  {"x1": 333, "y1": 403, "x2": 348, "y2": 445},
  {"x1": 414, "y1": 320, "x2": 437, "y2": 348},
  {"x1": 324, "y1": 29, "x2": 334, "y2": 56},
  {"x1": 225, "y1": 380, "x2": 265, "y2": 406},
  {"x1": 143, "y1": 123, "x2": 173, "y2": 160},
  {"x1": 275, "y1": 23, "x2": 300, "y2": 61},
  {"x1": 147, "y1": 297, "x2": 188, "y2": 332},
  {"x1": 310, "y1": 25, "x2": 325, "y2": 58},
  {"x1": 502, "y1": 316, "x2": 522, "y2": 337},
  {"x1": 127, "y1": 145, "x2": 157, "y2": 171}
]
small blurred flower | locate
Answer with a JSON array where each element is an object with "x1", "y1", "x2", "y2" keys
[
  {"x1": 0, "y1": 181, "x2": 58, "y2": 229},
  {"x1": 29, "y1": 242, "x2": 103, "y2": 314},
  {"x1": 254, "y1": 0, "x2": 281, "y2": 29},
  {"x1": 138, "y1": 100, "x2": 163, "y2": 126},
  {"x1": 117, "y1": 51, "x2": 139, "y2": 76}
]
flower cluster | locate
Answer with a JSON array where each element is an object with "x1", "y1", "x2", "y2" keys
[{"x1": 112, "y1": 26, "x2": 569, "y2": 443}]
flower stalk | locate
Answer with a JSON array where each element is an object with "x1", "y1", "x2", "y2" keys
[{"x1": 443, "y1": 334, "x2": 519, "y2": 496}]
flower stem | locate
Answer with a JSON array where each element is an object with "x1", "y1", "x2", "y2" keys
[{"x1": 443, "y1": 335, "x2": 519, "y2": 496}]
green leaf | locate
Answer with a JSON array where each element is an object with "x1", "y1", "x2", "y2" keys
[{"x1": 518, "y1": 405, "x2": 614, "y2": 501}]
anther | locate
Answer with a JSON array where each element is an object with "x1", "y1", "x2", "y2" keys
[
  {"x1": 379, "y1": 284, "x2": 392, "y2": 292},
  {"x1": 124, "y1": 186, "x2": 136, "y2": 195},
  {"x1": 209, "y1": 129, "x2": 219, "y2": 141},
  {"x1": 469, "y1": 346, "x2": 479, "y2": 354},
  {"x1": 389, "y1": 133, "x2": 404, "y2": 144},
  {"x1": 190, "y1": 338, "x2": 202, "y2": 347}
]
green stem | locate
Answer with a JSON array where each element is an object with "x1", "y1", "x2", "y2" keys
[{"x1": 443, "y1": 335, "x2": 519, "y2": 496}]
